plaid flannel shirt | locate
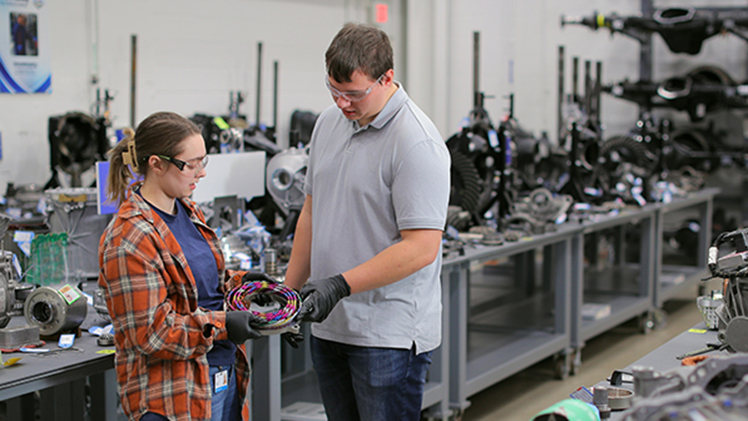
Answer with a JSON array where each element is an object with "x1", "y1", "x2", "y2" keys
[{"x1": 98, "y1": 187, "x2": 250, "y2": 421}]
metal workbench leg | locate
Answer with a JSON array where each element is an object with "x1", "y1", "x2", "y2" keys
[
  {"x1": 448, "y1": 262, "x2": 471, "y2": 414},
  {"x1": 587, "y1": 231, "x2": 599, "y2": 268},
  {"x1": 252, "y1": 335, "x2": 282, "y2": 421},
  {"x1": 39, "y1": 378, "x2": 86, "y2": 420},
  {"x1": 615, "y1": 224, "x2": 626, "y2": 266},
  {"x1": 553, "y1": 238, "x2": 574, "y2": 379},
  {"x1": 640, "y1": 214, "x2": 655, "y2": 301},
  {"x1": 514, "y1": 250, "x2": 536, "y2": 296},
  {"x1": 697, "y1": 199, "x2": 712, "y2": 271},
  {"x1": 653, "y1": 210, "x2": 664, "y2": 308},
  {"x1": 638, "y1": 214, "x2": 657, "y2": 333},
  {"x1": 6, "y1": 393, "x2": 35, "y2": 421},
  {"x1": 543, "y1": 244, "x2": 553, "y2": 292},
  {"x1": 89, "y1": 368, "x2": 118, "y2": 421},
  {"x1": 422, "y1": 266, "x2": 453, "y2": 420},
  {"x1": 553, "y1": 239, "x2": 571, "y2": 337},
  {"x1": 570, "y1": 233, "x2": 585, "y2": 362}
]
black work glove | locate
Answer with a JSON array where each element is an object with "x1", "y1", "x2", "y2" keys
[
  {"x1": 298, "y1": 274, "x2": 351, "y2": 323},
  {"x1": 241, "y1": 271, "x2": 277, "y2": 284},
  {"x1": 225, "y1": 311, "x2": 264, "y2": 344}
]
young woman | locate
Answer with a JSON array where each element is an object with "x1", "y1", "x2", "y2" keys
[{"x1": 98, "y1": 111, "x2": 265, "y2": 421}]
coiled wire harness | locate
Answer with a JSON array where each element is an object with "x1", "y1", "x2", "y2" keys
[{"x1": 226, "y1": 280, "x2": 301, "y2": 335}]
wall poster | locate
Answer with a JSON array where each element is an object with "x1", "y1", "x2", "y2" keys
[{"x1": 0, "y1": 0, "x2": 50, "y2": 93}]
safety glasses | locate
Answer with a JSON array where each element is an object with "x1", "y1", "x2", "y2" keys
[
  {"x1": 157, "y1": 154, "x2": 209, "y2": 174},
  {"x1": 325, "y1": 74, "x2": 384, "y2": 102}
]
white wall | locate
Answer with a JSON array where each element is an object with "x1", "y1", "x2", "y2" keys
[
  {"x1": 1, "y1": 0, "x2": 746, "y2": 190},
  {"x1": 416, "y1": 0, "x2": 748, "y2": 143},
  {"x1": 0, "y1": 0, "x2": 382, "y2": 189}
]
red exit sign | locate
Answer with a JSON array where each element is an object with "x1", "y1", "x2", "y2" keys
[{"x1": 375, "y1": 3, "x2": 388, "y2": 23}]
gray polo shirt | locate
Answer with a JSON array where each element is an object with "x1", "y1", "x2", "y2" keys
[{"x1": 304, "y1": 83, "x2": 450, "y2": 354}]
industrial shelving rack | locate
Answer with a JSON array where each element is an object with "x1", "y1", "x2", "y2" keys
[{"x1": 248, "y1": 188, "x2": 716, "y2": 420}]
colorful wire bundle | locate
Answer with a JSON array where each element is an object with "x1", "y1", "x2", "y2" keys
[{"x1": 226, "y1": 281, "x2": 301, "y2": 331}]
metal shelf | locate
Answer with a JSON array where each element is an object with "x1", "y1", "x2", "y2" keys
[
  {"x1": 447, "y1": 229, "x2": 574, "y2": 411},
  {"x1": 465, "y1": 330, "x2": 568, "y2": 398},
  {"x1": 658, "y1": 264, "x2": 708, "y2": 303}
]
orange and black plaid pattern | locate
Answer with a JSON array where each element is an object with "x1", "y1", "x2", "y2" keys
[{"x1": 98, "y1": 188, "x2": 250, "y2": 420}]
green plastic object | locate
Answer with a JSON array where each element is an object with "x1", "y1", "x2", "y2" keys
[
  {"x1": 213, "y1": 116, "x2": 230, "y2": 130},
  {"x1": 530, "y1": 399, "x2": 600, "y2": 421},
  {"x1": 28, "y1": 232, "x2": 69, "y2": 286}
]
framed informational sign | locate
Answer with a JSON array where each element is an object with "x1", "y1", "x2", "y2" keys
[{"x1": 0, "y1": 0, "x2": 50, "y2": 93}]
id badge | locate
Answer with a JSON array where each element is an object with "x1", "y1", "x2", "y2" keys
[{"x1": 214, "y1": 369, "x2": 229, "y2": 393}]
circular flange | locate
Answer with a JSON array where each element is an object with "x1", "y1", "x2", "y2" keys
[
  {"x1": 24, "y1": 286, "x2": 87, "y2": 336},
  {"x1": 725, "y1": 316, "x2": 748, "y2": 352}
]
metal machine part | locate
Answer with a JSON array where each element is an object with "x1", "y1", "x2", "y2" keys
[
  {"x1": 505, "y1": 188, "x2": 572, "y2": 235},
  {"x1": 0, "y1": 251, "x2": 32, "y2": 328},
  {"x1": 634, "y1": 355, "x2": 748, "y2": 399},
  {"x1": 561, "y1": 7, "x2": 748, "y2": 55},
  {"x1": 0, "y1": 255, "x2": 15, "y2": 328},
  {"x1": 97, "y1": 332, "x2": 114, "y2": 347},
  {"x1": 220, "y1": 233, "x2": 256, "y2": 272},
  {"x1": 219, "y1": 128, "x2": 244, "y2": 153},
  {"x1": 46, "y1": 111, "x2": 109, "y2": 188},
  {"x1": 92, "y1": 288, "x2": 111, "y2": 321},
  {"x1": 705, "y1": 228, "x2": 748, "y2": 352},
  {"x1": 512, "y1": 188, "x2": 573, "y2": 224},
  {"x1": 0, "y1": 325, "x2": 40, "y2": 348},
  {"x1": 606, "y1": 387, "x2": 634, "y2": 410},
  {"x1": 593, "y1": 386, "x2": 611, "y2": 419},
  {"x1": 625, "y1": 356, "x2": 748, "y2": 420},
  {"x1": 24, "y1": 285, "x2": 87, "y2": 336},
  {"x1": 264, "y1": 248, "x2": 282, "y2": 280},
  {"x1": 0, "y1": 212, "x2": 32, "y2": 328},
  {"x1": 265, "y1": 146, "x2": 309, "y2": 216},
  {"x1": 601, "y1": 65, "x2": 745, "y2": 123}
]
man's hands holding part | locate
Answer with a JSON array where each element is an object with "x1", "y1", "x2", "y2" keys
[{"x1": 297, "y1": 274, "x2": 351, "y2": 323}]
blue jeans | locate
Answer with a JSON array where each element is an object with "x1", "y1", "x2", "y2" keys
[
  {"x1": 209, "y1": 365, "x2": 240, "y2": 421},
  {"x1": 310, "y1": 336, "x2": 433, "y2": 421}
]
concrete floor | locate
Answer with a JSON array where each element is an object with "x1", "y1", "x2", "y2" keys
[{"x1": 461, "y1": 282, "x2": 712, "y2": 421}]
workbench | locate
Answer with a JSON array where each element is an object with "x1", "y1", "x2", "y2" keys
[
  {"x1": 598, "y1": 322, "x2": 722, "y2": 420},
  {"x1": 0, "y1": 188, "x2": 718, "y2": 421},
  {"x1": 0, "y1": 306, "x2": 117, "y2": 421},
  {"x1": 444, "y1": 188, "x2": 716, "y2": 414}
]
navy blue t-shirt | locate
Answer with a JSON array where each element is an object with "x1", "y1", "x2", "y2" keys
[{"x1": 149, "y1": 197, "x2": 236, "y2": 366}]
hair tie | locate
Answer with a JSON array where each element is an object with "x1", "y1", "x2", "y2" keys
[
  {"x1": 226, "y1": 281, "x2": 301, "y2": 333},
  {"x1": 121, "y1": 138, "x2": 139, "y2": 171}
]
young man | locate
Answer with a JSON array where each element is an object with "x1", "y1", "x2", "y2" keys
[{"x1": 285, "y1": 23, "x2": 450, "y2": 420}]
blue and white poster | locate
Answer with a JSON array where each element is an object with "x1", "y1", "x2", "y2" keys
[{"x1": 0, "y1": 0, "x2": 50, "y2": 93}]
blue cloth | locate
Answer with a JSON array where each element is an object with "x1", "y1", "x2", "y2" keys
[
  {"x1": 140, "y1": 413, "x2": 168, "y2": 421},
  {"x1": 151, "y1": 198, "x2": 235, "y2": 366},
  {"x1": 310, "y1": 336, "x2": 433, "y2": 421},
  {"x1": 209, "y1": 365, "x2": 241, "y2": 421}
]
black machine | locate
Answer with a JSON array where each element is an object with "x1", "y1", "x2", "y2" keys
[
  {"x1": 445, "y1": 32, "x2": 512, "y2": 228},
  {"x1": 45, "y1": 88, "x2": 114, "y2": 189},
  {"x1": 706, "y1": 228, "x2": 748, "y2": 353},
  {"x1": 45, "y1": 111, "x2": 109, "y2": 189},
  {"x1": 561, "y1": 7, "x2": 748, "y2": 55}
]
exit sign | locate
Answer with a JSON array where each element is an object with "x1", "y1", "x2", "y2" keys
[{"x1": 375, "y1": 3, "x2": 388, "y2": 23}]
